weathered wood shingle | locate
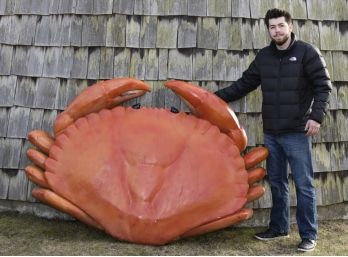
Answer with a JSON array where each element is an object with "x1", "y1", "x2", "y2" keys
[
  {"x1": 106, "y1": 14, "x2": 126, "y2": 47},
  {"x1": 0, "y1": 45, "x2": 13, "y2": 75},
  {"x1": 6, "y1": 107, "x2": 30, "y2": 138},
  {"x1": 0, "y1": 76, "x2": 16, "y2": 107},
  {"x1": 178, "y1": 17, "x2": 197, "y2": 48},
  {"x1": 82, "y1": 15, "x2": 107, "y2": 46},
  {"x1": 1, "y1": 138, "x2": 22, "y2": 169}
]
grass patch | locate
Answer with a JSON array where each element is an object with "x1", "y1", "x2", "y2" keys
[{"x1": 0, "y1": 211, "x2": 347, "y2": 255}]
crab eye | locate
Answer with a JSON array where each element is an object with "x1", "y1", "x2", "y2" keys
[
  {"x1": 132, "y1": 103, "x2": 141, "y2": 109},
  {"x1": 170, "y1": 107, "x2": 179, "y2": 113}
]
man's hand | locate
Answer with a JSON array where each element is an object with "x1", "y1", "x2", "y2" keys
[{"x1": 305, "y1": 119, "x2": 320, "y2": 136}]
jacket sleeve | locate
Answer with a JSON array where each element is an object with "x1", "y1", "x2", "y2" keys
[
  {"x1": 214, "y1": 59, "x2": 261, "y2": 102},
  {"x1": 304, "y1": 45, "x2": 332, "y2": 124}
]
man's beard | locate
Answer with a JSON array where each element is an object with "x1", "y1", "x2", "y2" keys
[{"x1": 274, "y1": 33, "x2": 290, "y2": 46}]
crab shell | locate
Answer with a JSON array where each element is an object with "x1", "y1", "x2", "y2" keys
[{"x1": 25, "y1": 78, "x2": 268, "y2": 245}]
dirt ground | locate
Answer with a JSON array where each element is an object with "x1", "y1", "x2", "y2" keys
[{"x1": 0, "y1": 211, "x2": 347, "y2": 255}]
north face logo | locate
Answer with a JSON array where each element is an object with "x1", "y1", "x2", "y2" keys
[{"x1": 289, "y1": 57, "x2": 297, "y2": 61}]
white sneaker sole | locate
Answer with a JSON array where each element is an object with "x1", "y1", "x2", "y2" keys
[
  {"x1": 297, "y1": 242, "x2": 317, "y2": 252},
  {"x1": 254, "y1": 234, "x2": 290, "y2": 241}
]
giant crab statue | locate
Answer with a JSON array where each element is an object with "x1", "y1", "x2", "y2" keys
[{"x1": 25, "y1": 78, "x2": 268, "y2": 245}]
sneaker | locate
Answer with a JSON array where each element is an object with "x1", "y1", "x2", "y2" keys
[
  {"x1": 254, "y1": 229, "x2": 289, "y2": 241},
  {"x1": 297, "y1": 239, "x2": 317, "y2": 252}
]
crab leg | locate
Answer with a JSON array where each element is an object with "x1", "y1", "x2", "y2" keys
[
  {"x1": 32, "y1": 188, "x2": 103, "y2": 230},
  {"x1": 244, "y1": 147, "x2": 269, "y2": 169},
  {"x1": 165, "y1": 80, "x2": 247, "y2": 151},
  {"x1": 54, "y1": 78, "x2": 150, "y2": 135},
  {"x1": 181, "y1": 208, "x2": 253, "y2": 238},
  {"x1": 25, "y1": 165, "x2": 49, "y2": 188}
]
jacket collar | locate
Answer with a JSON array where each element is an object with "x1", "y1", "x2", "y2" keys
[{"x1": 270, "y1": 32, "x2": 296, "y2": 53}]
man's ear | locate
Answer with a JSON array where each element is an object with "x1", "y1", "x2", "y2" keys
[{"x1": 289, "y1": 22, "x2": 293, "y2": 32}]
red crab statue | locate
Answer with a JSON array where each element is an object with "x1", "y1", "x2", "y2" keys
[{"x1": 25, "y1": 78, "x2": 268, "y2": 245}]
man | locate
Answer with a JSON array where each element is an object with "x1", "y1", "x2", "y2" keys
[{"x1": 215, "y1": 8, "x2": 332, "y2": 252}]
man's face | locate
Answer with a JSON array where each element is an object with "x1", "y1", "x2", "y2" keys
[{"x1": 268, "y1": 17, "x2": 293, "y2": 46}]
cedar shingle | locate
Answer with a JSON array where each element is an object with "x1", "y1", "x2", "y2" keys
[
  {"x1": 188, "y1": 0, "x2": 206, "y2": 16},
  {"x1": 41, "y1": 110, "x2": 58, "y2": 135},
  {"x1": 7, "y1": 107, "x2": 30, "y2": 138},
  {"x1": 60, "y1": 15, "x2": 73, "y2": 46},
  {"x1": 140, "y1": 16, "x2": 157, "y2": 48},
  {"x1": 42, "y1": 47, "x2": 60, "y2": 77},
  {"x1": 14, "y1": 77, "x2": 36, "y2": 108},
  {"x1": 113, "y1": 0, "x2": 134, "y2": 14},
  {"x1": 8, "y1": 170, "x2": 29, "y2": 201},
  {"x1": 106, "y1": 14, "x2": 126, "y2": 47},
  {"x1": 158, "y1": 49, "x2": 168, "y2": 80},
  {"x1": 251, "y1": 19, "x2": 269, "y2": 49},
  {"x1": 1, "y1": 138, "x2": 22, "y2": 169},
  {"x1": 337, "y1": 83, "x2": 348, "y2": 109},
  {"x1": 156, "y1": 17, "x2": 178, "y2": 48},
  {"x1": 70, "y1": 48, "x2": 88, "y2": 79},
  {"x1": 11, "y1": 46, "x2": 28, "y2": 76},
  {"x1": 34, "y1": 16, "x2": 52, "y2": 46},
  {"x1": 70, "y1": 15, "x2": 83, "y2": 46},
  {"x1": 93, "y1": 0, "x2": 113, "y2": 14},
  {"x1": 197, "y1": 17, "x2": 219, "y2": 49},
  {"x1": 296, "y1": 20, "x2": 320, "y2": 48},
  {"x1": 337, "y1": 110, "x2": 348, "y2": 141},
  {"x1": 26, "y1": 108, "x2": 44, "y2": 133},
  {"x1": 218, "y1": 18, "x2": 242, "y2": 50},
  {"x1": 145, "y1": 49, "x2": 158, "y2": 80},
  {"x1": 0, "y1": 169, "x2": 10, "y2": 199},
  {"x1": 49, "y1": 0, "x2": 60, "y2": 14},
  {"x1": 0, "y1": 45, "x2": 13, "y2": 75},
  {"x1": 245, "y1": 87, "x2": 262, "y2": 113},
  {"x1": 59, "y1": 0, "x2": 77, "y2": 13},
  {"x1": 0, "y1": 108, "x2": 9, "y2": 137},
  {"x1": 193, "y1": 49, "x2": 213, "y2": 80},
  {"x1": 332, "y1": 52, "x2": 348, "y2": 81},
  {"x1": 113, "y1": 48, "x2": 130, "y2": 78},
  {"x1": 27, "y1": 47, "x2": 45, "y2": 77},
  {"x1": 313, "y1": 143, "x2": 332, "y2": 172},
  {"x1": 231, "y1": 0, "x2": 250, "y2": 18},
  {"x1": 241, "y1": 19, "x2": 253, "y2": 49},
  {"x1": 167, "y1": 0, "x2": 187, "y2": 15},
  {"x1": 56, "y1": 79, "x2": 68, "y2": 110},
  {"x1": 126, "y1": 16, "x2": 141, "y2": 47},
  {"x1": 207, "y1": 0, "x2": 231, "y2": 17},
  {"x1": 100, "y1": 47, "x2": 115, "y2": 79},
  {"x1": 82, "y1": 16, "x2": 107, "y2": 46},
  {"x1": 75, "y1": 0, "x2": 94, "y2": 14},
  {"x1": 307, "y1": 0, "x2": 348, "y2": 21},
  {"x1": 19, "y1": 140, "x2": 31, "y2": 169},
  {"x1": 18, "y1": 15, "x2": 37, "y2": 45},
  {"x1": 168, "y1": 49, "x2": 192, "y2": 80},
  {"x1": 34, "y1": 78, "x2": 59, "y2": 109},
  {"x1": 178, "y1": 17, "x2": 197, "y2": 48},
  {"x1": 129, "y1": 49, "x2": 145, "y2": 79},
  {"x1": 0, "y1": 15, "x2": 19, "y2": 44},
  {"x1": 0, "y1": 75, "x2": 16, "y2": 107},
  {"x1": 56, "y1": 47, "x2": 74, "y2": 78},
  {"x1": 87, "y1": 48, "x2": 101, "y2": 79}
]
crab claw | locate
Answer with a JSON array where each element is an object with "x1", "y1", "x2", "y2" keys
[
  {"x1": 165, "y1": 80, "x2": 247, "y2": 151},
  {"x1": 54, "y1": 78, "x2": 150, "y2": 135}
]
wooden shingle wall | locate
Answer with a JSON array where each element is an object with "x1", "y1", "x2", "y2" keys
[{"x1": 0, "y1": 0, "x2": 347, "y2": 223}]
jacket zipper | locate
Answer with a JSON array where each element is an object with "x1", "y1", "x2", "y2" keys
[{"x1": 276, "y1": 58, "x2": 282, "y2": 124}]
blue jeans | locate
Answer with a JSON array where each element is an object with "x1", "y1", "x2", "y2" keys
[{"x1": 264, "y1": 132, "x2": 317, "y2": 240}]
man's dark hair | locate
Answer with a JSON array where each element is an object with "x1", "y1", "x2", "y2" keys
[{"x1": 264, "y1": 8, "x2": 292, "y2": 28}]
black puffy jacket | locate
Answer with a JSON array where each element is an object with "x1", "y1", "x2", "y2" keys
[{"x1": 215, "y1": 33, "x2": 332, "y2": 134}]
